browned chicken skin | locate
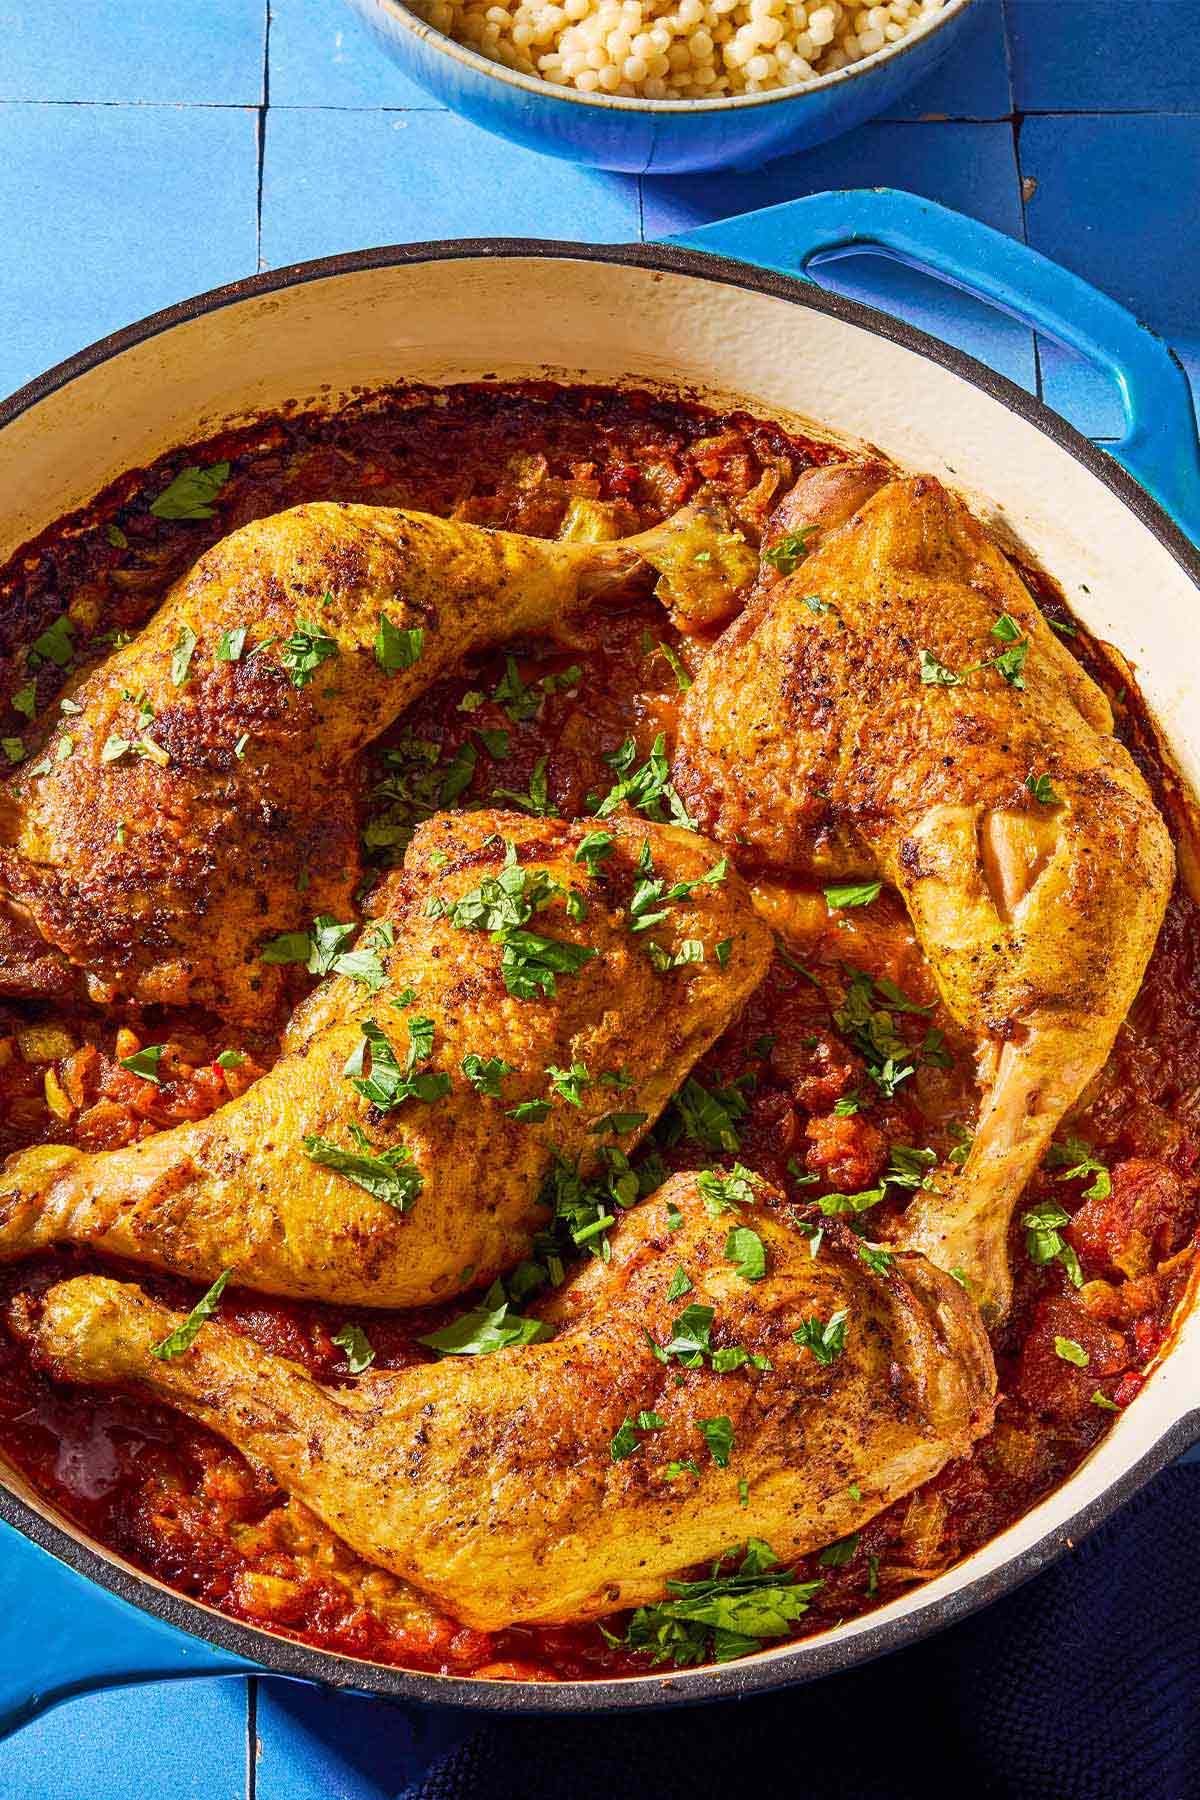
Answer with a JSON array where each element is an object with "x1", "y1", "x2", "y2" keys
[
  {"x1": 0, "y1": 811, "x2": 770, "y2": 1307},
  {"x1": 13, "y1": 1171, "x2": 995, "y2": 1629},
  {"x1": 674, "y1": 466, "x2": 1174, "y2": 1321},
  {"x1": 0, "y1": 500, "x2": 738, "y2": 1023}
]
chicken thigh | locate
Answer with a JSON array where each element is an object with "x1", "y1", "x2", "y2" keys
[
  {"x1": 0, "y1": 499, "x2": 742, "y2": 1023},
  {"x1": 0, "y1": 811, "x2": 769, "y2": 1307},
  {"x1": 674, "y1": 467, "x2": 1173, "y2": 1321},
  {"x1": 13, "y1": 1170, "x2": 995, "y2": 1630}
]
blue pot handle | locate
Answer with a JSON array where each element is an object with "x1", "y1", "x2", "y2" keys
[
  {"x1": 0, "y1": 1515, "x2": 259, "y2": 1738},
  {"x1": 660, "y1": 188, "x2": 1200, "y2": 547}
]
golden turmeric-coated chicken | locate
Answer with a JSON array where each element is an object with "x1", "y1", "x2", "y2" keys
[
  {"x1": 0, "y1": 810, "x2": 769, "y2": 1308},
  {"x1": 0, "y1": 499, "x2": 742, "y2": 1022},
  {"x1": 14, "y1": 1170, "x2": 995, "y2": 1630},
  {"x1": 674, "y1": 465, "x2": 1174, "y2": 1322}
]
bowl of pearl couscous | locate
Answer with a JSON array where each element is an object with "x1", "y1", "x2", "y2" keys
[{"x1": 343, "y1": 0, "x2": 978, "y2": 172}]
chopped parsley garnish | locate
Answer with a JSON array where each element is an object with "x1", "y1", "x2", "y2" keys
[
  {"x1": 302, "y1": 1126, "x2": 424, "y2": 1211},
  {"x1": 448, "y1": 842, "x2": 596, "y2": 1000},
  {"x1": 500, "y1": 928, "x2": 597, "y2": 1001},
  {"x1": 700, "y1": 1415, "x2": 735, "y2": 1466},
  {"x1": 723, "y1": 1224, "x2": 767, "y2": 1282},
  {"x1": 1054, "y1": 1336, "x2": 1090, "y2": 1367},
  {"x1": 823, "y1": 880, "x2": 882, "y2": 910},
  {"x1": 279, "y1": 619, "x2": 339, "y2": 689},
  {"x1": 884, "y1": 1144, "x2": 939, "y2": 1190},
  {"x1": 595, "y1": 733, "x2": 696, "y2": 829},
  {"x1": 832, "y1": 966, "x2": 938, "y2": 1099},
  {"x1": 763, "y1": 525, "x2": 817, "y2": 575},
  {"x1": 919, "y1": 614, "x2": 1029, "y2": 691},
  {"x1": 148, "y1": 461, "x2": 230, "y2": 521},
  {"x1": 670, "y1": 1077, "x2": 749, "y2": 1153},
  {"x1": 1092, "y1": 1390, "x2": 1121, "y2": 1411},
  {"x1": 1026, "y1": 771, "x2": 1061, "y2": 806},
  {"x1": 655, "y1": 641, "x2": 693, "y2": 691},
  {"x1": 507, "y1": 1098, "x2": 552, "y2": 1123},
  {"x1": 331, "y1": 1323, "x2": 375, "y2": 1373},
  {"x1": 547, "y1": 1062, "x2": 591, "y2": 1107},
  {"x1": 588, "y1": 1109, "x2": 648, "y2": 1136},
  {"x1": 628, "y1": 841, "x2": 727, "y2": 934},
  {"x1": 26, "y1": 615, "x2": 76, "y2": 671},
  {"x1": 259, "y1": 915, "x2": 391, "y2": 990},
  {"x1": 149, "y1": 1274, "x2": 232, "y2": 1353},
  {"x1": 493, "y1": 655, "x2": 540, "y2": 723},
  {"x1": 344, "y1": 1015, "x2": 450, "y2": 1110},
  {"x1": 818, "y1": 1531, "x2": 860, "y2": 1568},
  {"x1": 607, "y1": 1539, "x2": 822, "y2": 1666},
  {"x1": 215, "y1": 1049, "x2": 245, "y2": 1070},
  {"x1": 1046, "y1": 1135, "x2": 1111, "y2": 1201},
  {"x1": 646, "y1": 938, "x2": 705, "y2": 973},
  {"x1": 817, "y1": 1186, "x2": 884, "y2": 1217},
  {"x1": 461, "y1": 1053, "x2": 515, "y2": 1098},
  {"x1": 793, "y1": 1308, "x2": 848, "y2": 1365},
  {"x1": 610, "y1": 1412, "x2": 665, "y2": 1461},
  {"x1": 666, "y1": 1265, "x2": 693, "y2": 1302},
  {"x1": 375, "y1": 614, "x2": 424, "y2": 675},
  {"x1": 150, "y1": 1267, "x2": 233, "y2": 1360},
  {"x1": 106, "y1": 523, "x2": 128, "y2": 549},
  {"x1": 491, "y1": 753, "x2": 557, "y2": 817},
  {"x1": 1022, "y1": 1199, "x2": 1084, "y2": 1286},
  {"x1": 858, "y1": 1242, "x2": 895, "y2": 1276},
  {"x1": 11, "y1": 681, "x2": 36, "y2": 719},
  {"x1": 574, "y1": 830, "x2": 614, "y2": 877},
  {"x1": 216, "y1": 626, "x2": 246, "y2": 662},
  {"x1": 696, "y1": 1163, "x2": 757, "y2": 1215},
  {"x1": 1, "y1": 737, "x2": 24, "y2": 764},
  {"x1": 649, "y1": 1301, "x2": 714, "y2": 1366},
  {"x1": 170, "y1": 625, "x2": 198, "y2": 687},
  {"x1": 417, "y1": 1280, "x2": 551, "y2": 1357},
  {"x1": 118, "y1": 1043, "x2": 166, "y2": 1084}
]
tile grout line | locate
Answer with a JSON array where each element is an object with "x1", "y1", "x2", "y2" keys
[
  {"x1": 0, "y1": 98, "x2": 1196, "y2": 118},
  {"x1": 255, "y1": 0, "x2": 271, "y2": 273},
  {"x1": 999, "y1": 0, "x2": 1043, "y2": 403}
]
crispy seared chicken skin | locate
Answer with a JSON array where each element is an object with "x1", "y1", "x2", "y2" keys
[
  {"x1": 12, "y1": 1172, "x2": 995, "y2": 1630},
  {"x1": 0, "y1": 811, "x2": 770, "y2": 1308},
  {"x1": 0, "y1": 500, "x2": 743, "y2": 1023},
  {"x1": 674, "y1": 465, "x2": 1173, "y2": 1320}
]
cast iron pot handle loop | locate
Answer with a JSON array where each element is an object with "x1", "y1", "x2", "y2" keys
[
  {"x1": 0, "y1": 1515, "x2": 258, "y2": 1738},
  {"x1": 660, "y1": 187, "x2": 1200, "y2": 549}
]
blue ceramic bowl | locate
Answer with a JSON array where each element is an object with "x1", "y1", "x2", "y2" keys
[{"x1": 344, "y1": 0, "x2": 978, "y2": 173}]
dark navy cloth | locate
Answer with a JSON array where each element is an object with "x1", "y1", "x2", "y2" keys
[{"x1": 405, "y1": 1465, "x2": 1200, "y2": 1800}]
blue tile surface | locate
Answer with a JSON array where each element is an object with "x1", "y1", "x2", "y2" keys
[
  {"x1": 0, "y1": 1679, "x2": 248, "y2": 1800},
  {"x1": 1, "y1": 0, "x2": 1199, "y2": 1794},
  {"x1": 0, "y1": 0, "x2": 265, "y2": 104},
  {"x1": 269, "y1": 0, "x2": 436, "y2": 109},
  {"x1": 1020, "y1": 112, "x2": 1200, "y2": 435},
  {"x1": 260, "y1": 106, "x2": 640, "y2": 266},
  {"x1": 879, "y1": 0, "x2": 1011, "y2": 120},
  {"x1": 0, "y1": 102, "x2": 259, "y2": 396},
  {"x1": 644, "y1": 121, "x2": 1035, "y2": 388},
  {"x1": 1008, "y1": 0, "x2": 1200, "y2": 113}
]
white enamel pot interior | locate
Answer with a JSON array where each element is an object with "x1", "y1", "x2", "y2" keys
[{"x1": 2, "y1": 241, "x2": 1199, "y2": 1712}]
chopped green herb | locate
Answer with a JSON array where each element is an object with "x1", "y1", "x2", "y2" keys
[
  {"x1": 611, "y1": 1538, "x2": 822, "y2": 1666},
  {"x1": 918, "y1": 647, "x2": 962, "y2": 687},
  {"x1": 375, "y1": 614, "x2": 424, "y2": 675},
  {"x1": 723, "y1": 1225, "x2": 767, "y2": 1283},
  {"x1": 331, "y1": 1323, "x2": 375, "y2": 1373},
  {"x1": 700, "y1": 1415, "x2": 735, "y2": 1467},
  {"x1": 417, "y1": 1280, "x2": 551, "y2": 1357},
  {"x1": 343, "y1": 1016, "x2": 451, "y2": 1111},
  {"x1": 11, "y1": 682, "x2": 36, "y2": 719},
  {"x1": 280, "y1": 619, "x2": 339, "y2": 690},
  {"x1": 302, "y1": 1127, "x2": 424, "y2": 1212},
  {"x1": 216, "y1": 626, "x2": 246, "y2": 662},
  {"x1": 491, "y1": 753, "x2": 557, "y2": 817},
  {"x1": 671, "y1": 1077, "x2": 748, "y2": 1153},
  {"x1": 1, "y1": 737, "x2": 24, "y2": 764},
  {"x1": 589, "y1": 1109, "x2": 648, "y2": 1136},
  {"x1": 1021, "y1": 1199, "x2": 1084, "y2": 1286},
  {"x1": 823, "y1": 880, "x2": 882, "y2": 910},
  {"x1": 1054, "y1": 1336, "x2": 1090, "y2": 1367},
  {"x1": 574, "y1": 830, "x2": 614, "y2": 877},
  {"x1": 492, "y1": 655, "x2": 540, "y2": 724},
  {"x1": 763, "y1": 525, "x2": 817, "y2": 575},
  {"x1": 150, "y1": 1268, "x2": 233, "y2": 1359},
  {"x1": 149, "y1": 461, "x2": 230, "y2": 521},
  {"x1": 696, "y1": 1163, "x2": 757, "y2": 1216},
  {"x1": 1026, "y1": 771, "x2": 1061, "y2": 806},
  {"x1": 170, "y1": 625, "x2": 198, "y2": 687},
  {"x1": 106, "y1": 523, "x2": 128, "y2": 549},
  {"x1": 215, "y1": 1049, "x2": 245, "y2": 1071},
  {"x1": 26, "y1": 615, "x2": 75, "y2": 671},
  {"x1": 507, "y1": 1098, "x2": 553, "y2": 1123},
  {"x1": 793, "y1": 1308, "x2": 848, "y2": 1366},
  {"x1": 818, "y1": 1531, "x2": 860, "y2": 1568},
  {"x1": 656, "y1": 641, "x2": 693, "y2": 692},
  {"x1": 817, "y1": 1186, "x2": 884, "y2": 1217},
  {"x1": 118, "y1": 1043, "x2": 166, "y2": 1084},
  {"x1": 595, "y1": 733, "x2": 695, "y2": 829},
  {"x1": 1047, "y1": 1135, "x2": 1111, "y2": 1202},
  {"x1": 1091, "y1": 1390, "x2": 1121, "y2": 1412},
  {"x1": 666, "y1": 1265, "x2": 693, "y2": 1303},
  {"x1": 461, "y1": 1052, "x2": 515, "y2": 1098},
  {"x1": 546, "y1": 1062, "x2": 591, "y2": 1107}
]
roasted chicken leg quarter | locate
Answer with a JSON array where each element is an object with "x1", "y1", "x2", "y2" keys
[
  {"x1": 0, "y1": 811, "x2": 770, "y2": 1308},
  {"x1": 0, "y1": 498, "x2": 747, "y2": 1021},
  {"x1": 673, "y1": 466, "x2": 1174, "y2": 1321},
  {"x1": 14, "y1": 1171, "x2": 995, "y2": 1630}
]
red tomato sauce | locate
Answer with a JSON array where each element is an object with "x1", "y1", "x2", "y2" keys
[{"x1": 0, "y1": 381, "x2": 1197, "y2": 1681}]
